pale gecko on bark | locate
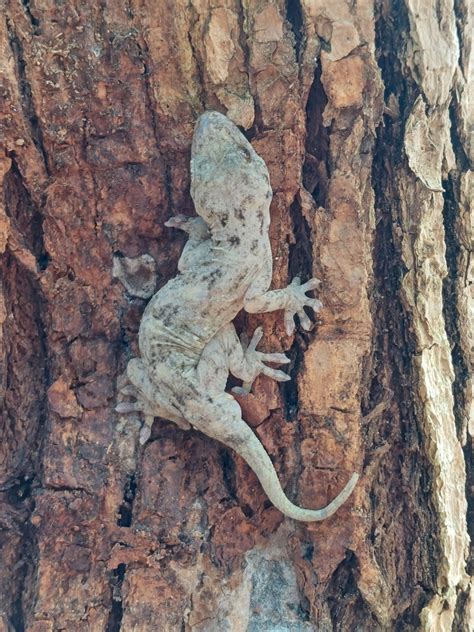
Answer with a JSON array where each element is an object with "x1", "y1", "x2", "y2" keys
[{"x1": 117, "y1": 111, "x2": 359, "y2": 521}]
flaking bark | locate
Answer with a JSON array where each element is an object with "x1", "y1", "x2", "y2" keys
[{"x1": 0, "y1": 0, "x2": 471, "y2": 630}]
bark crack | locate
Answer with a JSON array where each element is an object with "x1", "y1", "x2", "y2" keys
[
  {"x1": 1, "y1": 251, "x2": 49, "y2": 485},
  {"x1": 285, "y1": 0, "x2": 304, "y2": 61},
  {"x1": 106, "y1": 563, "x2": 126, "y2": 632},
  {"x1": 283, "y1": 196, "x2": 314, "y2": 421},
  {"x1": 20, "y1": 0, "x2": 40, "y2": 34},
  {"x1": 236, "y1": 1, "x2": 261, "y2": 132},
  {"x1": 135, "y1": 39, "x2": 174, "y2": 214},
  {"x1": 4, "y1": 158, "x2": 49, "y2": 271},
  {"x1": 219, "y1": 448, "x2": 237, "y2": 502},
  {"x1": 0, "y1": 482, "x2": 39, "y2": 631},
  {"x1": 353, "y1": 3, "x2": 446, "y2": 627},
  {"x1": 1, "y1": 161, "x2": 49, "y2": 622},
  {"x1": 5, "y1": 19, "x2": 50, "y2": 175},
  {"x1": 441, "y1": 174, "x2": 469, "y2": 442},
  {"x1": 185, "y1": 5, "x2": 206, "y2": 112},
  {"x1": 303, "y1": 62, "x2": 329, "y2": 207},
  {"x1": 116, "y1": 474, "x2": 137, "y2": 527},
  {"x1": 445, "y1": 97, "x2": 473, "y2": 600}
]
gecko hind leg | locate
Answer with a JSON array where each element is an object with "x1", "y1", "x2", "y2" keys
[{"x1": 117, "y1": 358, "x2": 191, "y2": 442}]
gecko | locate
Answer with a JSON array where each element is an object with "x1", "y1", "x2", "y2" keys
[{"x1": 116, "y1": 111, "x2": 359, "y2": 522}]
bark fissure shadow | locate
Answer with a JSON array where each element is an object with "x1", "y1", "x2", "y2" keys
[
  {"x1": 219, "y1": 448, "x2": 237, "y2": 502},
  {"x1": 1, "y1": 161, "x2": 50, "y2": 626},
  {"x1": 285, "y1": 0, "x2": 304, "y2": 61},
  {"x1": 20, "y1": 0, "x2": 40, "y2": 33},
  {"x1": 281, "y1": 50, "x2": 327, "y2": 497},
  {"x1": 284, "y1": 192, "x2": 314, "y2": 422},
  {"x1": 0, "y1": 473, "x2": 40, "y2": 632},
  {"x1": 303, "y1": 62, "x2": 329, "y2": 208},
  {"x1": 106, "y1": 563, "x2": 126, "y2": 632},
  {"x1": 326, "y1": 551, "x2": 374, "y2": 630},
  {"x1": 4, "y1": 159, "x2": 50, "y2": 271},
  {"x1": 444, "y1": 105, "x2": 473, "y2": 592},
  {"x1": 441, "y1": 174, "x2": 469, "y2": 440},
  {"x1": 135, "y1": 39, "x2": 175, "y2": 215},
  {"x1": 355, "y1": 2, "x2": 445, "y2": 627},
  {"x1": 116, "y1": 474, "x2": 137, "y2": 527},
  {"x1": 0, "y1": 254, "x2": 47, "y2": 629},
  {"x1": 5, "y1": 20, "x2": 50, "y2": 174},
  {"x1": 1, "y1": 251, "x2": 49, "y2": 478},
  {"x1": 285, "y1": 190, "x2": 315, "y2": 495},
  {"x1": 184, "y1": 4, "x2": 206, "y2": 112},
  {"x1": 10, "y1": 517, "x2": 39, "y2": 632},
  {"x1": 236, "y1": 3, "x2": 263, "y2": 132}
]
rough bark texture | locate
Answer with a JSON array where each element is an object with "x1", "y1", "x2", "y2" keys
[{"x1": 0, "y1": 0, "x2": 472, "y2": 630}]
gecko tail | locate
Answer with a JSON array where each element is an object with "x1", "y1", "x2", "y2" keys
[
  {"x1": 185, "y1": 396, "x2": 358, "y2": 522},
  {"x1": 227, "y1": 423, "x2": 359, "y2": 522}
]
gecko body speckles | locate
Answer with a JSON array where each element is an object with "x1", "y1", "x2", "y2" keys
[{"x1": 117, "y1": 111, "x2": 358, "y2": 522}]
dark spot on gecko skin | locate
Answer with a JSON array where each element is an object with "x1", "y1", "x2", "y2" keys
[
  {"x1": 257, "y1": 209, "x2": 266, "y2": 230},
  {"x1": 162, "y1": 314, "x2": 173, "y2": 327},
  {"x1": 219, "y1": 216, "x2": 228, "y2": 228},
  {"x1": 202, "y1": 269, "x2": 223, "y2": 286},
  {"x1": 174, "y1": 393, "x2": 185, "y2": 407},
  {"x1": 156, "y1": 303, "x2": 181, "y2": 328},
  {"x1": 235, "y1": 207, "x2": 245, "y2": 221},
  {"x1": 229, "y1": 236, "x2": 240, "y2": 246},
  {"x1": 250, "y1": 239, "x2": 258, "y2": 253}
]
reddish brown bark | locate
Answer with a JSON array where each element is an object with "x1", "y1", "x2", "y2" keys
[{"x1": 1, "y1": 0, "x2": 471, "y2": 630}]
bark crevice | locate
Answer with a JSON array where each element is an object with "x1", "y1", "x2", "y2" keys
[
  {"x1": 303, "y1": 63, "x2": 329, "y2": 208},
  {"x1": 0, "y1": 164, "x2": 47, "y2": 625},
  {"x1": 106, "y1": 563, "x2": 126, "y2": 632},
  {"x1": 135, "y1": 38, "x2": 174, "y2": 213},
  {"x1": 219, "y1": 448, "x2": 238, "y2": 502},
  {"x1": 20, "y1": 0, "x2": 40, "y2": 34},
  {"x1": 1, "y1": 250, "x2": 49, "y2": 483},
  {"x1": 5, "y1": 19, "x2": 50, "y2": 175},
  {"x1": 285, "y1": 0, "x2": 304, "y2": 61},
  {"x1": 4, "y1": 159, "x2": 49, "y2": 271},
  {"x1": 441, "y1": 174, "x2": 468, "y2": 441},
  {"x1": 116, "y1": 474, "x2": 137, "y2": 527}
]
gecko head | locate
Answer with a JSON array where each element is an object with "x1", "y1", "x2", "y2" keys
[{"x1": 190, "y1": 111, "x2": 272, "y2": 233}]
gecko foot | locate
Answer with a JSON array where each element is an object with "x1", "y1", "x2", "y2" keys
[
  {"x1": 115, "y1": 397, "x2": 156, "y2": 444},
  {"x1": 284, "y1": 277, "x2": 323, "y2": 336},
  {"x1": 165, "y1": 215, "x2": 210, "y2": 239},
  {"x1": 116, "y1": 384, "x2": 191, "y2": 442},
  {"x1": 241, "y1": 326, "x2": 291, "y2": 390}
]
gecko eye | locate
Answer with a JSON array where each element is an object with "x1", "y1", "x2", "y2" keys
[{"x1": 237, "y1": 146, "x2": 252, "y2": 162}]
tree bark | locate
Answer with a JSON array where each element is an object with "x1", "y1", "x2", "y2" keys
[{"x1": 0, "y1": 0, "x2": 472, "y2": 630}]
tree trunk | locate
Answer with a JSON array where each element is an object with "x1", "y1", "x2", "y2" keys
[{"x1": 1, "y1": 0, "x2": 472, "y2": 630}]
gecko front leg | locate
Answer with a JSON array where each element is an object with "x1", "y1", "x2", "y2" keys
[{"x1": 244, "y1": 276, "x2": 323, "y2": 335}]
